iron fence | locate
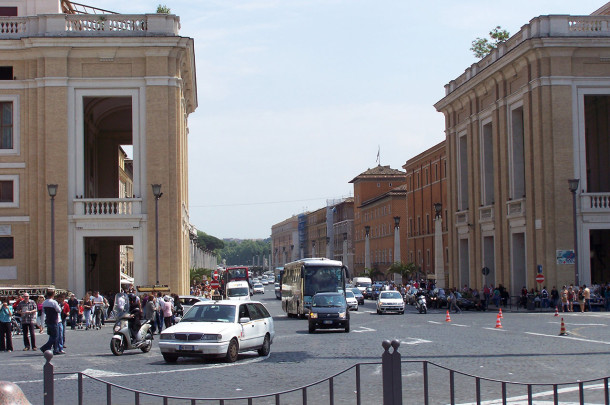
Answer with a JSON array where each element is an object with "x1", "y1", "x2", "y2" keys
[{"x1": 41, "y1": 340, "x2": 610, "y2": 405}]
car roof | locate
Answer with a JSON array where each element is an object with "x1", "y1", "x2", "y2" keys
[
  {"x1": 192, "y1": 299, "x2": 262, "y2": 307},
  {"x1": 313, "y1": 292, "x2": 343, "y2": 297}
]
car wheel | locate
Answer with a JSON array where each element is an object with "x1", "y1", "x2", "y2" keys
[
  {"x1": 354, "y1": 306, "x2": 358, "y2": 311},
  {"x1": 377, "y1": 309, "x2": 381, "y2": 314},
  {"x1": 308, "y1": 323, "x2": 316, "y2": 333},
  {"x1": 258, "y1": 334, "x2": 271, "y2": 356},
  {"x1": 344, "y1": 321, "x2": 350, "y2": 333},
  {"x1": 225, "y1": 338, "x2": 239, "y2": 363},
  {"x1": 162, "y1": 353, "x2": 178, "y2": 363}
]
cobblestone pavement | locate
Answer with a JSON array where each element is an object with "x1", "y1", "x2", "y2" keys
[{"x1": 1, "y1": 286, "x2": 609, "y2": 404}]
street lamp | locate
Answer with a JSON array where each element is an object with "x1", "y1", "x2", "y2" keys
[
  {"x1": 568, "y1": 179, "x2": 580, "y2": 286},
  {"x1": 151, "y1": 184, "x2": 163, "y2": 284},
  {"x1": 47, "y1": 184, "x2": 58, "y2": 286},
  {"x1": 393, "y1": 216, "x2": 400, "y2": 228},
  {"x1": 433, "y1": 202, "x2": 442, "y2": 218}
]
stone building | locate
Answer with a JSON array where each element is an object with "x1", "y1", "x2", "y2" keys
[
  {"x1": 350, "y1": 165, "x2": 407, "y2": 277},
  {"x1": 434, "y1": 6, "x2": 610, "y2": 294},
  {"x1": 0, "y1": 0, "x2": 197, "y2": 296},
  {"x1": 403, "y1": 141, "x2": 448, "y2": 284},
  {"x1": 271, "y1": 215, "x2": 299, "y2": 267}
]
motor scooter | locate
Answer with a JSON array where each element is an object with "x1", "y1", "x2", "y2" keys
[
  {"x1": 415, "y1": 294, "x2": 428, "y2": 314},
  {"x1": 110, "y1": 316, "x2": 153, "y2": 356}
]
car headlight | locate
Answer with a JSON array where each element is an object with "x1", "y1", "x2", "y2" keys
[
  {"x1": 201, "y1": 334, "x2": 222, "y2": 341},
  {"x1": 160, "y1": 333, "x2": 174, "y2": 341},
  {"x1": 309, "y1": 312, "x2": 318, "y2": 319},
  {"x1": 338, "y1": 312, "x2": 346, "y2": 319}
]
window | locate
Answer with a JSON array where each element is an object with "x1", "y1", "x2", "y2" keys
[
  {"x1": 0, "y1": 181, "x2": 13, "y2": 202},
  {"x1": 0, "y1": 237, "x2": 13, "y2": 259},
  {"x1": 1, "y1": 102, "x2": 12, "y2": 149},
  {"x1": 0, "y1": 67, "x2": 13, "y2": 80},
  {"x1": 0, "y1": 7, "x2": 17, "y2": 16},
  {"x1": 0, "y1": 175, "x2": 18, "y2": 207}
]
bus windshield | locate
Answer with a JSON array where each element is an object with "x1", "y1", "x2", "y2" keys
[
  {"x1": 303, "y1": 266, "x2": 344, "y2": 297},
  {"x1": 227, "y1": 287, "x2": 249, "y2": 297}
]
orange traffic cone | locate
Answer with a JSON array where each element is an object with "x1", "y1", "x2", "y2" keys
[
  {"x1": 554, "y1": 307, "x2": 559, "y2": 317},
  {"x1": 494, "y1": 313, "x2": 503, "y2": 329},
  {"x1": 498, "y1": 308, "x2": 503, "y2": 319},
  {"x1": 559, "y1": 318, "x2": 567, "y2": 336},
  {"x1": 445, "y1": 310, "x2": 451, "y2": 322}
]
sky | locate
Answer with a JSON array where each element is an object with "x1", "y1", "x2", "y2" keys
[{"x1": 104, "y1": 0, "x2": 604, "y2": 239}]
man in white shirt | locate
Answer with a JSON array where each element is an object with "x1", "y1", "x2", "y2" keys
[
  {"x1": 91, "y1": 291, "x2": 104, "y2": 329},
  {"x1": 40, "y1": 290, "x2": 62, "y2": 354}
]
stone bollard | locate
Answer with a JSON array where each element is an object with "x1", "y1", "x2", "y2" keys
[
  {"x1": 0, "y1": 381, "x2": 31, "y2": 405},
  {"x1": 381, "y1": 339, "x2": 402, "y2": 405},
  {"x1": 43, "y1": 351, "x2": 54, "y2": 405}
]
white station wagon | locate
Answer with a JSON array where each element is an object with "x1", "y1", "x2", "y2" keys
[{"x1": 159, "y1": 300, "x2": 275, "y2": 363}]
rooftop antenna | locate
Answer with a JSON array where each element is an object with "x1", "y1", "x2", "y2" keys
[{"x1": 376, "y1": 145, "x2": 381, "y2": 166}]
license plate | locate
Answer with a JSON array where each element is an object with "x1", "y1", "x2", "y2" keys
[
  {"x1": 323, "y1": 320, "x2": 333, "y2": 325},
  {"x1": 178, "y1": 345, "x2": 195, "y2": 351}
]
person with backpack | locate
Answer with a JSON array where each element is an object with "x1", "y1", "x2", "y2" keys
[{"x1": 541, "y1": 286, "x2": 549, "y2": 308}]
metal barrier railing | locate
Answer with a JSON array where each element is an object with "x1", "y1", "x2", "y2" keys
[{"x1": 41, "y1": 341, "x2": 610, "y2": 405}]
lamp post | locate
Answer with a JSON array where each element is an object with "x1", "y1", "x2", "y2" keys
[
  {"x1": 364, "y1": 226, "x2": 371, "y2": 271},
  {"x1": 47, "y1": 184, "x2": 58, "y2": 286},
  {"x1": 151, "y1": 184, "x2": 163, "y2": 285},
  {"x1": 568, "y1": 179, "x2": 580, "y2": 286}
]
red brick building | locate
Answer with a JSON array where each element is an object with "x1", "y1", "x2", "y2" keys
[
  {"x1": 350, "y1": 166, "x2": 407, "y2": 277},
  {"x1": 403, "y1": 141, "x2": 448, "y2": 282}
]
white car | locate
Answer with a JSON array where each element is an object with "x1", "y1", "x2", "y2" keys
[
  {"x1": 253, "y1": 283, "x2": 264, "y2": 294},
  {"x1": 345, "y1": 290, "x2": 359, "y2": 311},
  {"x1": 377, "y1": 291, "x2": 405, "y2": 314},
  {"x1": 159, "y1": 300, "x2": 275, "y2": 363},
  {"x1": 261, "y1": 277, "x2": 270, "y2": 285}
]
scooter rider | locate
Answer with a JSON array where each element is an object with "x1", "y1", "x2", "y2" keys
[{"x1": 126, "y1": 294, "x2": 141, "y2": 343}]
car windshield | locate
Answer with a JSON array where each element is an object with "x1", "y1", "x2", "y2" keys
[
  {"x1": 355, "y1": 282, "x2": 371, "y2": 288},
  {"x1": 181, "y1": 304, "x2": 236, "y2": 323},
  {"x1": 345, "y1": 291, "x2": 355, "y2": 298},
  {"x1": 227, "y1": 287, "x2": 249, "y2": 297},
  {"x1": 254, "y1": 284, "x2": 263, "y2": 288},
  {"x1": 380, "y1": 292, "x2": 402, "y2": 299},
  {"x1": 312, "y1": 294, "x2": 345, "y2": 307},
  {"x1": 351, "y1": 288, "x2": 361, "y2": 295}
]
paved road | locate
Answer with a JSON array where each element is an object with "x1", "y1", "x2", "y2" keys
[{"x1": 2, "y1": 285, "x2": 610, "y2": 404}]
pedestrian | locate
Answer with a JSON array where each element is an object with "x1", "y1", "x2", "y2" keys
[
  {"x1": 155, "y1": 292, "x2": 165, "y2": 334},
  {"x1": 114, "y1": 289, "x2": 129, "y2": 319},
  {"x1": 67, "y1": 293, "x2": 79, "y2": 330},
  {"x1": 83, "y1": 293, "x2": 92, "y2": 330},
  {"x1": 36, "y1": 296, "x2": 44, "y2": 334},
  {"x1": 583, "y1": 285, "x2": 591, "y2": 312},
  {"x1": 40, "y1": 290, "x2": 63, "y2": 355},
  {"x1": 144, "y1": 294, "x2": 157, "y2": 334},
  {"x1": 551, "y1": 286, "x2": 559, "y2": 310},
  {"x1": 0, "y1": 297, "x2": 14, "y2": 352},
  {"x1": 92, "y1": 291, "x2": 104, "y2": 329},
  {"x1": 162, "y1": 297, "x2": 173, "y2": 328},
  {"x1": 568, "y1": 286, "x2": 574, "y2": 312},
  {"x1": 561, "y1": 286, "x2": 569, "y2": 313},
  {"x1": 17, "y1": 293, "x2": 37, "y2": 351},
  {"x1": 448, "y1": 289, "x2": 462, "y2": 313},
  {"x1": 56, "y1": 294, "x2": 68, "y2": 352},
  {"x1": 577, "y1": 286, "x2": 585, "y2": 313}
]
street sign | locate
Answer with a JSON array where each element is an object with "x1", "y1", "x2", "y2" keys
[
  {"x1": 535, "y1": 274, "x2": 545, "y2": 284},
  {"x1": 482, "y1": 267, "x2": 490, "y2": 276},
  {"x1": 213, "y1": 270, "x2": 218, "y2": 281},
  {"x1": 210, "y1": 280, "x2": 219, "y2": 289},
  {"x1": 537, "y1": 265, "x2": 543, "y2": 274}
]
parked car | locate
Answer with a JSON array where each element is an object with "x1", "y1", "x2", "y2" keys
[
  {"x1": 377, "y1": 291, "x2": 405, "y2": 314},
  {"x1": 308, "y1": 292, "x2": 350, "y2": 333},
  {"x1": 345, "y1": 290, "x2": 359, "y2": 311},
  {"x1": 252, "y1": 283, "x2": 264, "y2": 294},
  {"x1": 159, "y1": 300, "x2": 275, "y2": 363},
  {"x1": 363, "y1": 287, "x2": 374, "y2": 300},
  {"x1": 455, "y1": 292, "x2": 476, "y2": 310},
  {"x1": 351, "y1": 288, "x2": 364, "y2": 305},
  {"x1": 274, "y1": 283, "x2": 281, "y2": 300}
]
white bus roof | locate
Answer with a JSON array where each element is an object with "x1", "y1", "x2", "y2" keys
[{"x1": 285, "y1": 258, "x2": 344, "y2": 267}]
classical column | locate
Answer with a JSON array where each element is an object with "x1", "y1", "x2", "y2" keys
[
  {"x1": 364, "y1": 226, "x2": 371, "y2": 270},
  {"x1": 434, "y1": 203, "x2": 445, "y2": 288},
  {"x1": 326, "y1": 237, "x2": 331, "y2": 259},
  {"x1": 393, "y1": 216, "x2": 401, "y2": 263},
  {"x1": 282, "y1": 247, "x2": 287, "y2": 265},
  {"x1": 342, "y1": 232, "x2": 348, "y2": 266},
  {"x1": 290, "y1": 244, "x2": 295, "y2": 261},
  {"x1": 311, "y1": 240, "x2": 316, "y2": 257},
  {"x1": 300, "y1": 243, "x2": 304, "y2": 260}
]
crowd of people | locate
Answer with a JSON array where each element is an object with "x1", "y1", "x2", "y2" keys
[{"x1": 0, "y1": 285, "x2": 185, "y2": 354}]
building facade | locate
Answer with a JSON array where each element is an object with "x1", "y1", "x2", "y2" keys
[
  {"x1": 435, "y1": 8, "x2": 610, "y2": 294},
  {"x1": 0, "y1": 0, "x2": 197, "y2": 296},
  {"x1": 331, "y1": 197, "x2": 354, "y2": 270},
  {"x1": 403, "y1": 141, "x2": 448, "y2": 283},
  {"x1": 350, "y1": 165, "x2": 407, "y2": 277},
  {"x1": 271, "y1": 215, "x2": 299, "y2": 267}
]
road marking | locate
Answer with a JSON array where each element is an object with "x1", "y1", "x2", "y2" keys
[
  {"x1": 458, "y1": 382, "x2": 605, "y2": 405},
  {"x1": 428, "y1": 321, "x2": 444, "y2": 325},
  {"x1": 450, "y1": 323, "x2": 468, "y2": 327},
  {"x1": 482, "y1": 327, "x2": 505, "y2": 332},
  {"x1": 401, "y1": 338, "x2": 431, "y2": 345},
  {"x1": 547, "y1": 322, "x2": 607, "y2": 326},
  {"x1": 525, "y1": 332, "x2": 610, "y2": 345},
  {"x1": 352, "y1": 326, "x2": 376, "y2": 333}
]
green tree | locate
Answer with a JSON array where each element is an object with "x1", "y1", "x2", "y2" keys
[
  {"x1": 197, "y1": 231, "x2": 224, "y2": 251},
  {"x1": 362, "y1": 267, "x2": 383, "y2": 281},
  {"x1": 470, "y1": 26, "x2": 510, "y2": 59},
  {"x1": 190, "y1": 267, "x2": 212, "y2": 284},
  {"x1": 156, "y1": 4, "x2": 171, "y2": 14},
  {"x1": 216, "y1": 239, "x2": 271, "y2": 266},
  {"x1": 388, "y1": 261, "x2": 415, "y2": 282}
]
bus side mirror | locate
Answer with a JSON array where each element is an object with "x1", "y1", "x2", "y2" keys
[
  {"x1": 343, "y1": 266, "x2": 350, "y2": 280},
  {"x1": 301, "y1": 267, "x2": 304, "y2": 278}
]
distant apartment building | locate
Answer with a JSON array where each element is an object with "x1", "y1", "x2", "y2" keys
[
  {"x1": 307, "y1": 207, "x2": 328, "y2": 258},
  {"x1": 434, "y1": 5, "x2": 610, "y2": 294},
  {"x1": 0, "y1": 0, "x2": 197, "y2": 296},
  {"x1": 350, "y1": 166, "x2": 407, "y2": 277},
  {"x1": 271, "y1": 215, "x2": 299, "y2": 267},
  {"x1": 403, "y1": 141, "x2": 448, "y2": 282},
  {"x1": 331, "y1": 197, "x2": 354, "y2": 270}
]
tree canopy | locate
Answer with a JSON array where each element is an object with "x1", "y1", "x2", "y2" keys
[
  {"x1": 197, "y1": 231, "x2": 224, "y2": 251},
  {"x1": 470, "y1": 26, "x2": 510, "y2": 59},
  {"x1": 216, "y1": 239, "x2": 271, "y2": 266}
]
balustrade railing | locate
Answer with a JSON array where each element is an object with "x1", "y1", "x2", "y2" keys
[
  {"x1": 581, "y1": 193, "x2": 610, "y2": 212},
  {"x1": 73, "y1": 198, "x2": 142, "y2": 216}
]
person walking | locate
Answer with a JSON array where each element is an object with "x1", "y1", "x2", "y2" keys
[
  {"x1": 17, "y1": 293, "x2": 37, "y2": 351},
  {"x1": 40, "y1": 290, "x2": 63, "y2": 354},
  {"x1": 36, "y1": 296, "x2": 44, "y2": 334},
  {"x1": 583, "y1": 285, "x2": 592, "y2": 312},
  {"x1": 67, "y1": 293, "x2": 79, "y2": 330},
  {"x1": 0, "y1": 298, "x2": 14, "y2": 352},
  {"x1": 561, "y1": 286, "x2": 569, "y2": 313},
  {"x1": 92, "y1": 291, "x2": 104, "y2": 329},
  {"x1": 144, "y1": 294, "x2": 157, "y2": 334},
  {"x1": 162, "y1": 297, "x2": 173, "y2": 328},
  {"x1": 83, "y1": 293, "x2": 92, "y2": 330},
  {"x1": 448, "y1": 289, "x2": 462, "y2": 313}
]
